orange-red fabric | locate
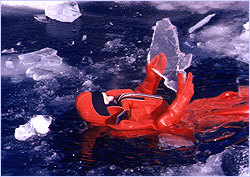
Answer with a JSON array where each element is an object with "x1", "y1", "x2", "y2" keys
[
  {"x1": 106, "y1": 92, "x2": 169, "y2": 130},
  {"x1": 75, "y1": 52, "x2": 248, "y2": 133},
  {"x1": 76, "y1": 92, "x2": 110, "y2": 125},
  {"x1": 134, "y1": 53, "x2": 167, "y2": 95},
  {"x1": 76, "y1": 53, "x2": 170, "y2": 130},
  {"x1": 181, "y1": 86, "x2": 249, "y2": 134},
  {"x1": 76, "y1": 89, "x2": 170, "y2": 130},
  {"x1": 76, "y1": 86, "x2": 248, "y2": 132}
]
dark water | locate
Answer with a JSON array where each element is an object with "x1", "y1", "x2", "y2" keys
[{"x1": 1, "y1": 1, "x2": 249, "y2": 176}]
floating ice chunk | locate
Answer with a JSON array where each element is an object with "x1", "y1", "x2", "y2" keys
[
  {"x1": 1, "y1": 48, "x2": 16, "y2": 54},
  {"x1": 18, "y1": 47, "x2": 57, "y2": 65},
  {"x1": 40, "y1": 55, "x2": 63, "y2": 66},
  {"x1": 82, "y1": 34, "x2": 87, "y2": 41},
  {"x1": 70, "y1": 41, "x2": 75, "y2": 46},
  {"x1": 82, "y1": 80, "x2": 93, "y2": 87},
  {"x1": 148, "y1": 18, "x2": 192, "y2": 92},
  {"x1": 188, "y1": 13, "x2": 216, "y2": 33},
  {"x1": 2, "y1": 48, "x2": 71, "y2": 82},
  {"x1": 106, "y1": 39, "x2": 122, "y2": 48},
  {"x1": 30, "y1": 115, "x2": 52, "y2": 134},
  {"x1": 14, "y1": 115, "x2": 52, "y2": 141},
  {"x1": 125, "y1": 56, "x2": 136, "y2": 64},
  {"x1": 1, "y1": 55, "x2": 29, "y2": 82},
  {"x1": 14, "y1": 123, "x2": 35, "y2": 141},
  {"x1": 33, "y1": 14, "x2": 48, "y2": 23},
  {"x1": 101, "y1": 38, "x2": 123, "y2": 53},
  {"x1": 26, "y1": 67, "x2": 54, "y2": 81},
  {"x1": 16, "y1": 41, "x2": 22, "y2": 46},
  {"x1": 82, "y1": 56, "x2": 93, "y2": 64},
  {"x1": 158, "y1": 133, "x2": 194, "y2": 150},
  {"x1": 243, "y1": 21, "x2": 249, "y2": 31},
  {"x1": 18, "y1": 47, "x2": 70, "y2": 81},
  {"x1": 45, "y1": 2, "x2": 82, "y2": 23}
]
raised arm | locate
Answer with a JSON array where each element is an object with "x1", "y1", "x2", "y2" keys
[
  {"x1": 155, "y1": 72, "x2": 194, "y2": 130},
  {"x1": 134, "y1": 53, "x2": 167, "y2": 95}
]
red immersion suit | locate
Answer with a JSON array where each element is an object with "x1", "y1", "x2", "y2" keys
[{"x1": 76, "y1": 53, "x2": 249, "y2": 132}]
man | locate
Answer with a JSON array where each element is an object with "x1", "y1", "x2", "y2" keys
[{"x1": 75, "y1": 53, "x2": 194, "y2": 130}]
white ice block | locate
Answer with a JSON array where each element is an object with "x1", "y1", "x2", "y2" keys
[{"x1": 45, "y1": 2, "x2": 82, "y2": 23}]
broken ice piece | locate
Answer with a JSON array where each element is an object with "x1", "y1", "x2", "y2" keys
[
  {"x1": 33, "y1": 14, "x2": 48, "y2": 23},
  {"x1": 16, "y1": 41, "x2": 22, "y2": 46},
  {"x1": 158, "y1": 133, "x2": 194, "y2": 150},
  {"x1": 14, "y1": 115, "x2": 52, "y2": 141},
  {"x1": 18, "y1": 48, "x2": 69, "y2": 81},
  {"x1": 18, "y1": 48, "x2": 57, "y2": 65},
  {"x1": 82, "y1": 34, "x2": 87, "y2": 41},
  {"x1": 188, "y1": 13, "x2": 216, "y2": 34},
  {"x1": 1, "y1": 48, "x2": 16, "y2": 54},
  {"x1": 101, "y1": 38, "x2": 123, "y2": 53},
  {"x1": 243, "y1": 21, "x2": 249, "y2": 32},
  {"x1": 148, "y1": 18, "x2": 192, "y2": 92},
  {"x1": 45, "y1": 2, "x2": 82, "y2": 23},
  {"x1": 30, "y1": 115, "x2": 52, "y2": 134},
  {"x1": 40, "y1": 55, "x2": 63, "y2": 66},
  {"x1": 26, "y1": 66, "x2": 54, "y2": 81}
]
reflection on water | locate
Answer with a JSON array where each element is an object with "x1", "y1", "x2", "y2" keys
[{"x1": 79, "y1": 120, "x2": 248, "y2": 171}]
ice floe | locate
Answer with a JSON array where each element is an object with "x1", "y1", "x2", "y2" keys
[
  {"x1": 18, "y1": 48, "x2": 57, "y2": 65},
  {"x1": 148, "y1": 18, "x2": 192, "y2": 92},
  {"x1": 2, "y1": 48, "x2": 72, "y2": 82},
  {"x1": 19, "y1": 48, "x2": 70, "y2": 81},
  {"x1": 1, "y1": 1, "x2": 82, "y2": 23},
  {"x1": 14, "y1": 115, "x2": 52, "y2": 141}
]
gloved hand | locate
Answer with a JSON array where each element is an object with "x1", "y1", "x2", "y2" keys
[
  {"x1": 135, "y1": 53, "x2": 167, "y2": 95},
  {"x1": 176, "y1": 72, "x2": 194, "y2": 102},
  {"x1": 146, "y1": 53, "x2": 167, "y2": 83},
  {"x1": 155, "y1": 72, "x2": 194, "y2": 129}
]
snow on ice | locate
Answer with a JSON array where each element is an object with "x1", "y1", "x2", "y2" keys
[
  {"x1": 193, "y1": 21, "x2": 249, "y2": 64},
  {"x1": 1, "y1": 1, "x2": 67, "y2": 10},
  {"x1": 152, "y1": 1, "x2": 248, "y2": 14}
]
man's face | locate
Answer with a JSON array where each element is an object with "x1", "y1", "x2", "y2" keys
[{"x1": 102, "y1": 92, "x2": 114, "y2": 105}]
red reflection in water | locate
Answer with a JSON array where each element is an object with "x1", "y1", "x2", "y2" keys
[{"x1": 80, "y1": 86, "x2": 249, "y2": 166}]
